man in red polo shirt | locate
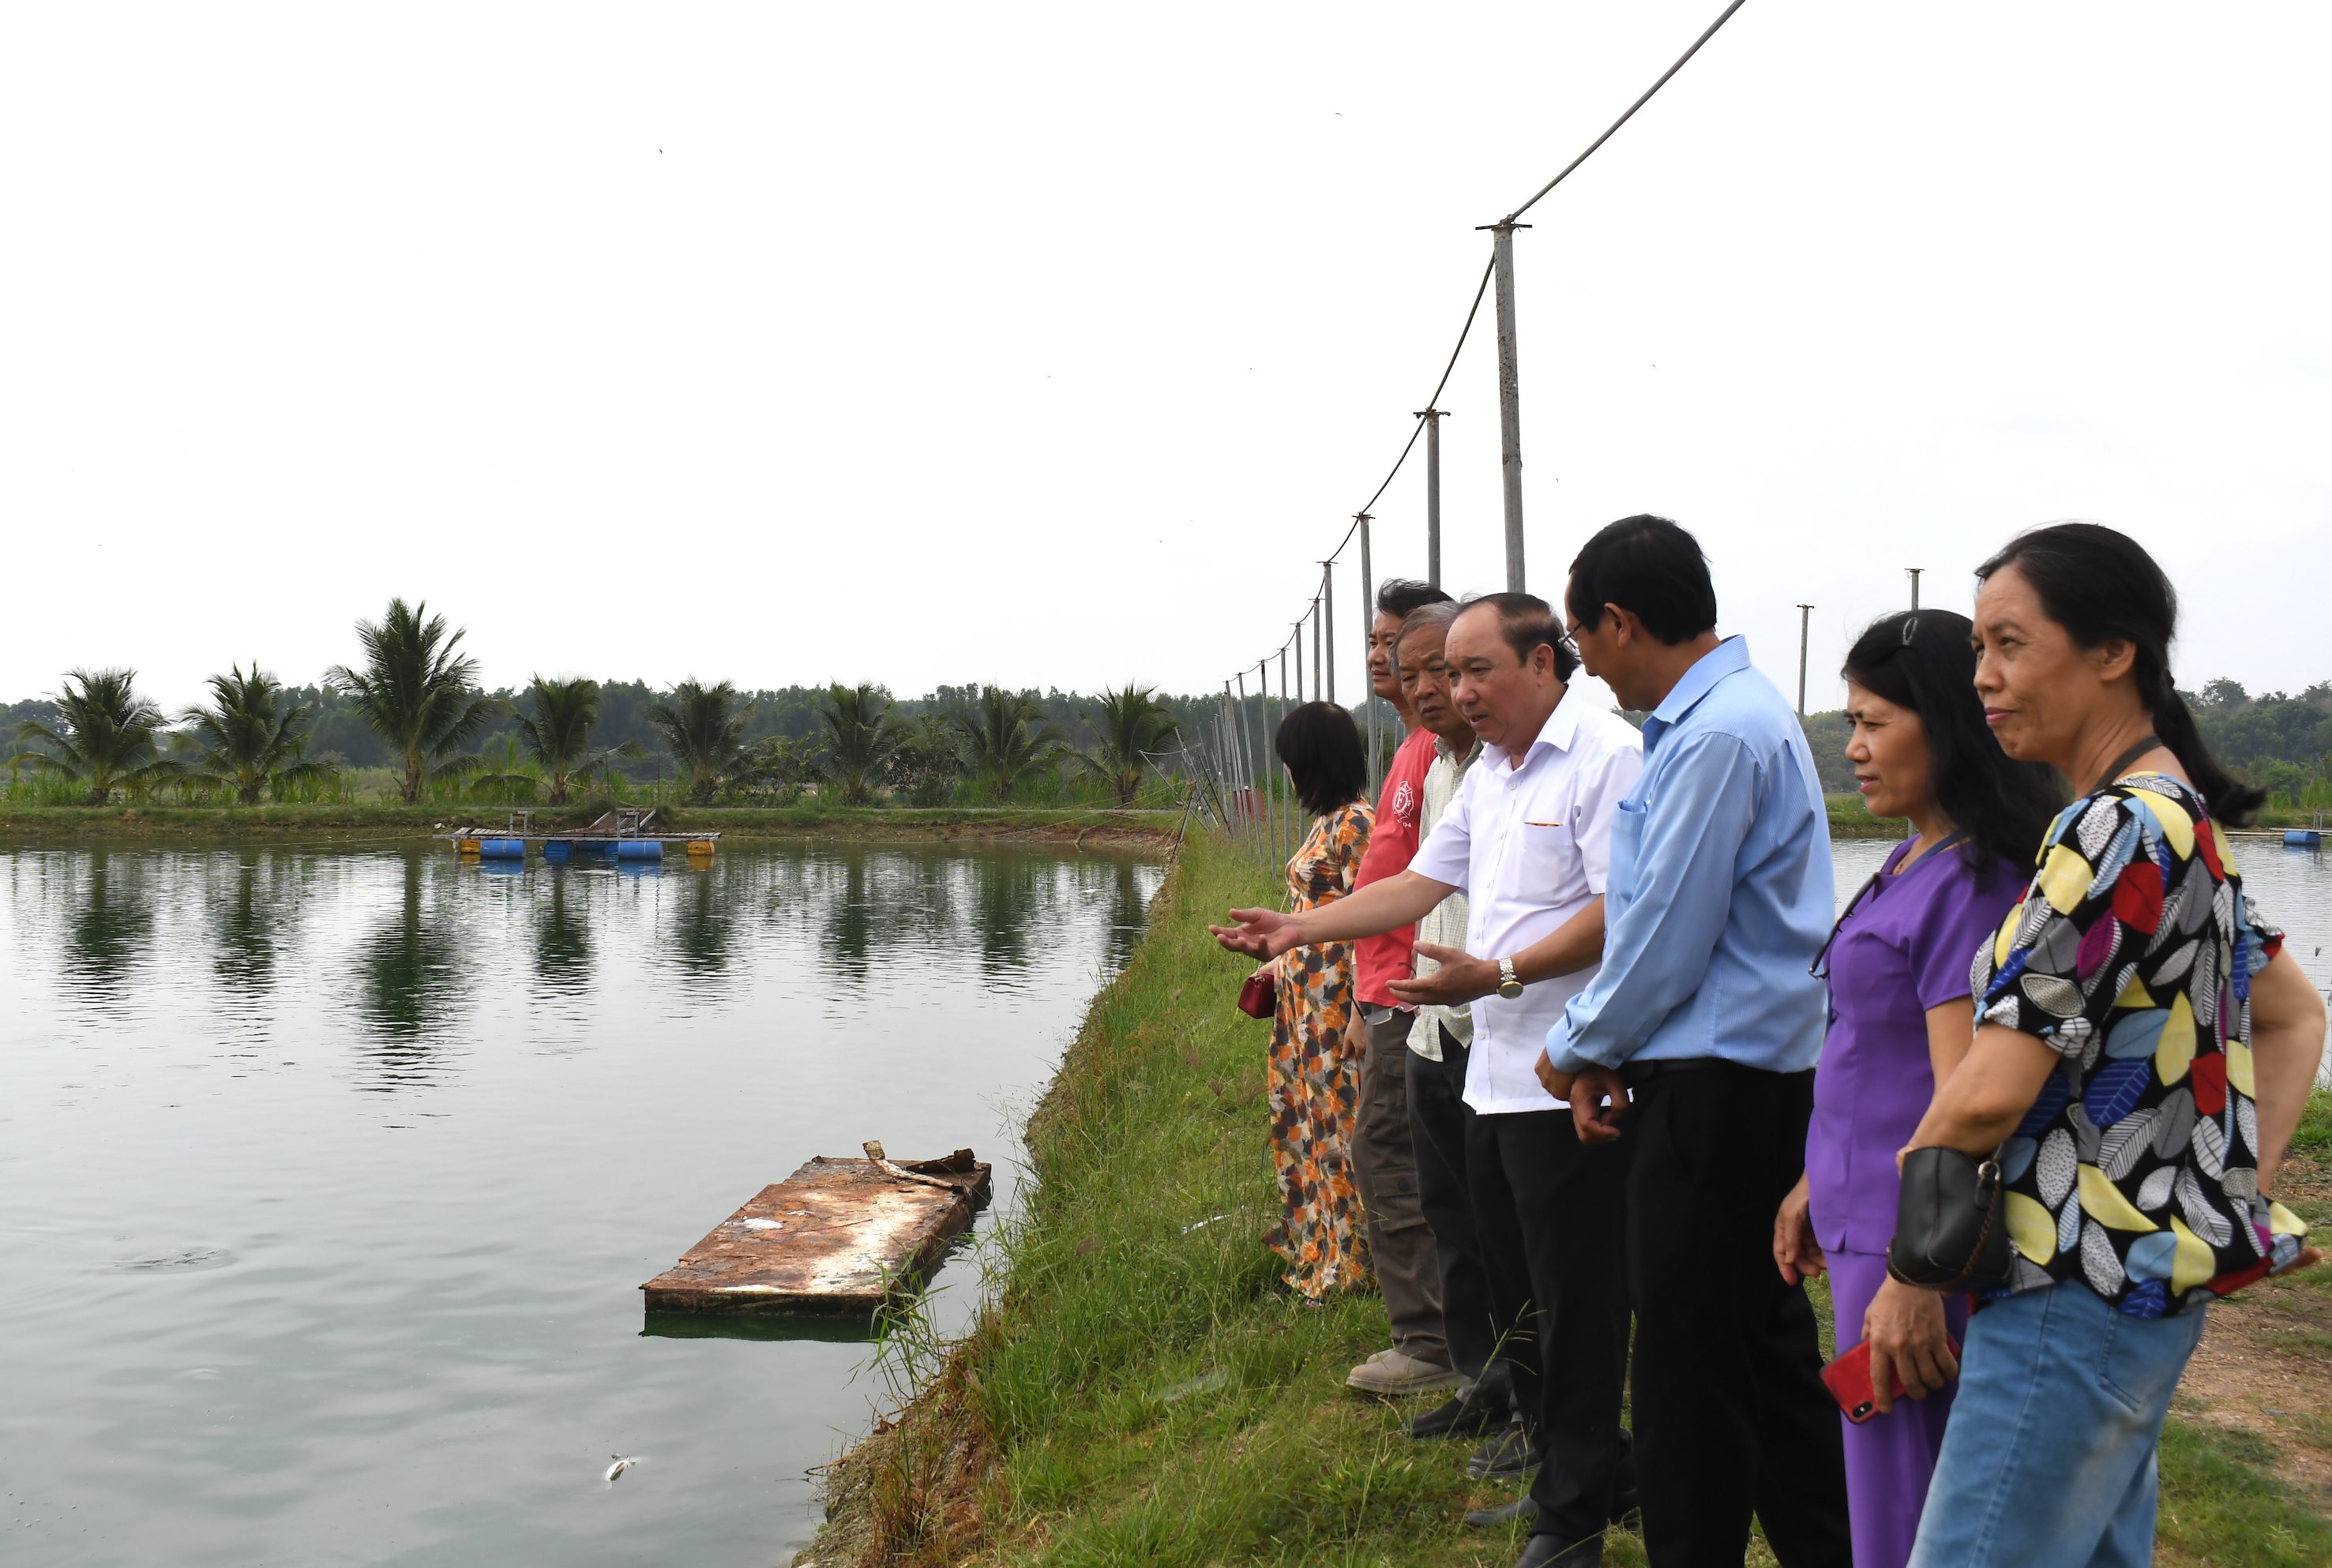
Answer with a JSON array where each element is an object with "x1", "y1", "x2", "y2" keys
[{"x1": 1345, "y1": 577, "x2": 1458, "y2": 1395}]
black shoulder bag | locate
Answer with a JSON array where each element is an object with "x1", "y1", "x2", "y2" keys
[{"x1": 1887, "y1": 1146, "x2": 2012, "y2": 1292}]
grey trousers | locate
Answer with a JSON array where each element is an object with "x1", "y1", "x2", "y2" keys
[{"x1": 1351, "y1": 1007, "x2": 1448, "y2": 1366}]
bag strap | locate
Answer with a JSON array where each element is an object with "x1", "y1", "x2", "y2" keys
[{"x1": 2090, "y1": 733, "x2": 2165, "y2": 795}]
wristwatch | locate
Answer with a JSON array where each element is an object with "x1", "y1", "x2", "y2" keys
[{"x1": 1496, "y1": 957, "x2": 1525, "y2": 1000}]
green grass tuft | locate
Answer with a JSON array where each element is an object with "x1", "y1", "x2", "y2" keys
[{"x1": 2157, "y1": 1417, "x2": 2332, "y2": 1566}]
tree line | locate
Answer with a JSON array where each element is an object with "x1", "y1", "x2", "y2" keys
[
  {"x1": 1799, "y1": 679, "x2": 2332, "y2": 806},
  {"x1": 5, "y1": 598, "x2": 1191, "y2": 810}
]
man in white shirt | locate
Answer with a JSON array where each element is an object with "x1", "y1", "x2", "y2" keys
[{"x1": 1212, "y1": 593, "x2": 1643, "y2": 1568}]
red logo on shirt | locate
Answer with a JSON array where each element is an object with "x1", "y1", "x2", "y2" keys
[{"x1": 1390, "y1": 779, "x2": 1418, "y2": 827}]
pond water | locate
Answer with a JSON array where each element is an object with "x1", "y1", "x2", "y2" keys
[
  {"x1": 1835, "y1": 835, "x2": 2332, "y2": 1085},
  {"x1": 0, "y1": 842, "x2": 1164, "y2": 1567},
  {"x1": 6, "y1": 833, "x2": 2326, "y2": 1566}
]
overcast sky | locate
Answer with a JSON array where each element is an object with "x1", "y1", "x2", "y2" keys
[{"x1": 4, "y1": 3, "x2": 2326, "y2": 716}]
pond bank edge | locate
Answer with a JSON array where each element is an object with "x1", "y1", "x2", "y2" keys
[{"x1": 0, "y1": 804, "x2": 1181, "y2": 852}]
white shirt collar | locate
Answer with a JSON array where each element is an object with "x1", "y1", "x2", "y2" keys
[{"x1": 1481, "y1": 683, "x2": 1587, "y2": 773}]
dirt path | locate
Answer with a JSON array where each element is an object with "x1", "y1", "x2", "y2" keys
[{"x1": 2170, "y1": 1145, "x2": 2332, "y2": 1515}]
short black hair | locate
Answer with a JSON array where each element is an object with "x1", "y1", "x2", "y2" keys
[
  {"x1": 1454, "y1": 592, "x2": 1579, "y2": 681},
  {"x1": 1564, "y1": 514, "x2": 1717, "y2": 645},
  {"x1": 1376, "y1": 577, "x2": 1452, "y2": 620},
  {"x1": 1273, "y1": 701, "x2": 1367, "y2": 816}
]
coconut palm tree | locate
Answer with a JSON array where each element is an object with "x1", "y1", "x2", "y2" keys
[
  {"x1": 813, "y1": 683, "x2": 902, "y2": 807},
  {"x1": 465, "y1": 737, "x2": 542, "y2": 804},
  {"x1": 887, "y1": 712, "x2": 966, "y2": 807},
  {"x1": 10, "y1": 669, "x2": 171, "y2": 805},
  {"x1": 952, "y1": 685, "x2": 1068, "y2": 804},
  {"x1": 515, "y1": 676, "x2": 643, "y2": 805},
  {"x1": 175, "y1": 665, "x2": 338, "y2": 805},
  {"x1": 327, "y1": 598, "x2": 501, "y2": 803},
  {"x1": 644, "y1": 679, "x2": 753, "y2": 804},
  {"x1": 1072, "y1": 684, "x2": 1179, "y2": 807}
]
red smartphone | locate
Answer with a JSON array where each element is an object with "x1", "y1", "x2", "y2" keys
[{"x1": 1821, "y1": 1334, "x2": 1961, "y2": 1425}]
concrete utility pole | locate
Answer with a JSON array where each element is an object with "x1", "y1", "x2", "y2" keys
[
  {"x1": 1485, "y1": 222, "x2": 1531, "y2": 591},
  {"x1": 1416, "y1": 408, "x2": 1446, "y2": 587},
  {"x1": 1906, "y1": 568, "x2": 1923, "y2": 610},
  {"x1": 1357, "y1": 516, "x2": 1376, "y2": 789},
  {"x1": 1321, "y1": 563, "x2": 1336, "y2": 705},
  {"x1": 1796, "y1": 604, "x2": 1814, "y2": 718},
  {"x1": 1312, "y1": 595, "x2": 1323, "y2": 703}
]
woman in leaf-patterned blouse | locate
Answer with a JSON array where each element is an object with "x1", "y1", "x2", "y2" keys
[{"x1": 1901, "y1": 525, "x2": 2324, "y2": 1568}]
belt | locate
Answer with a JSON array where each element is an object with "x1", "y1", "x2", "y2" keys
[{"x1": 1620, "y1": 1056, "x2": 1731, "y2": 1088}]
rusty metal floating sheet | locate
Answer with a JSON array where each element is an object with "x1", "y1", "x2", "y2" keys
[{"x1": 640, "y1": 1150, "x2": 991, "y2": 1316}]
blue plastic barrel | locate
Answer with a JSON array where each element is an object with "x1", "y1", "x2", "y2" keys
[
  {"x1": 614, "y1": 840, "x2": 663, "y2": 861},
  {"x1": 480, "y1": 838, "x2": 527, "y2": 858},
  {"x1": 543, "y1": 839, "x2": 573, "y2": 862},
  {"x1": 2285, "y1": 829, "x2": 2322, "y2": 848}
]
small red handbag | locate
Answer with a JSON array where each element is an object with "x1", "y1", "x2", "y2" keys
[{"x1": 1236, "y1": 970, "x2": 1277, "y2": 1019}]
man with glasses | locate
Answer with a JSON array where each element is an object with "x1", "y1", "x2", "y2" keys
[{"x1": 1540, "y1": 515, "x2": 1848, "y2": 1568}]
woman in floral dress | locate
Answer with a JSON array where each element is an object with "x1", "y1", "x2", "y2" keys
[{"x1": 1256, "y1": 701, "x2": 1376, "y2": 1300}]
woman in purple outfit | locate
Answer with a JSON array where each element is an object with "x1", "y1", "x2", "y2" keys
[{"x1": 1772, "y1": 610, "x2": 2064, "y2": 1568}]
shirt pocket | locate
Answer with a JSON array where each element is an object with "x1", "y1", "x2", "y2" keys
[{"x1": 1518, "y1": 820, "x2": 1578, "y2": 894}]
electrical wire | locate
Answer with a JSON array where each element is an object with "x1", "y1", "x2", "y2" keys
[
  {"x1": 1225, "y1": 0, "x2": 1750, "y2": 684},
  {"x1": 1500, "y1": 0, "x2": 1749, "y2": 225}
]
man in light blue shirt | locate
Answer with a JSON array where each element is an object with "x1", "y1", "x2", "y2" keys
[{"x1": 1538, "y1": 516, "x2": 1849, "y2": 1568}]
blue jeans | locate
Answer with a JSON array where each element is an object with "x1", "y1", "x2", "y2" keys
[{"x1": 1908, "y1": 1280, "x2": 2205, "y2": 1568}]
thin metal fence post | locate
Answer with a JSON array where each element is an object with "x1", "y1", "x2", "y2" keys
[
  {"x1": 1294, "y1": 615, "x2": 1305, "y2": 707},
  {"x1": 1417, "y1": 408, "x2": 1445, "y2": 587},
  {"x1": 1486, "y1": 221, "x2": 1531, "y2": 591},
  {"x1": 1312, "y1": 594, "x2": 1324, "y2": 703},
  {"x1": 1256, "y1": 659, "x2": 1272, "y2": 869},
  {"x1": 1358, "y1": 515, "x2": 1376, "y2": 793},
  {"x1": 1232, "y1": 674, "x2": 1257, "y2": 863},
  {"x1": 1796, "y1": 604, "x2": 1812, "y2": 718},
  {"x1": 1323, "y1": 558, "x2": 1338, "y2": 709},
  {"x1": 1906, "y1": 568, "x2": 1922, "y2": 610},
  {"x1": 1275, "y1": 646, "x2": 1289, "y2": 872}
]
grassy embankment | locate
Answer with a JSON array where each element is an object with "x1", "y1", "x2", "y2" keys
[
  {"x1": 0, "y1": 801, "x2": 1180, "y2": 846},
  {"x1": 804, "y1": 828, "x2": 2332, "y2": 1568}
]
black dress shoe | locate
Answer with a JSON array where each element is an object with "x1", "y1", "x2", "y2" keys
[
  {"x1": 1512, "y1": 1532, "x2": 1603, "y2": 1568},
  {"x1": 1466, "y1": 1417, "x2": 1541, "y2": 1480},
  {"x1": 1407, "y1": 1378, "x2": 1509, "y2": 1441},
  {"x1": 1465, "y1": 1495, "x2": 1538, "y2": 1529}
]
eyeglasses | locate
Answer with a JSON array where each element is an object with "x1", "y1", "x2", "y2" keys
[{"x1": 1810, "y1": 872, "x2": 1882, "y2": 979}]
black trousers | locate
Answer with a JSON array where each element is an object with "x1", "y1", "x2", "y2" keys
[
  {"x1": 1404, "y1": 1029, "x2": 1500, "y2": 1383},
  {"x1": 1466, "y1": 1105, "x2": 1632, "y2": 1551},
  {"x1": 1625, "y1": 1061, "x2": 1849, "y2": 1568}
]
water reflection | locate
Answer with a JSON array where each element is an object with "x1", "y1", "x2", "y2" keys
[
  {"x1": 68, "y1": 850, "x2": 152, "y2": 999},
  {"x1": 665, "y1": 860, "x2": 734, "y2": 979},
  {"x1": 352, "y1": 853, "x2": 467, "y2": 1081},
  {"x1": 970, "y1": 855, "x2": 1039, "y2": 975},
  {"x1": 821, "y1": 854, "x2": 878, "y2": 977},
  {"x1": 206, "y1": 852, "x2": 296, "y2": 996},
  {"x1": 1098, "y1": 856, "x2": 1151, "y2": 973},
  {"x1": 534, "y1": 867, "x2": 592, "y2": 993}
]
